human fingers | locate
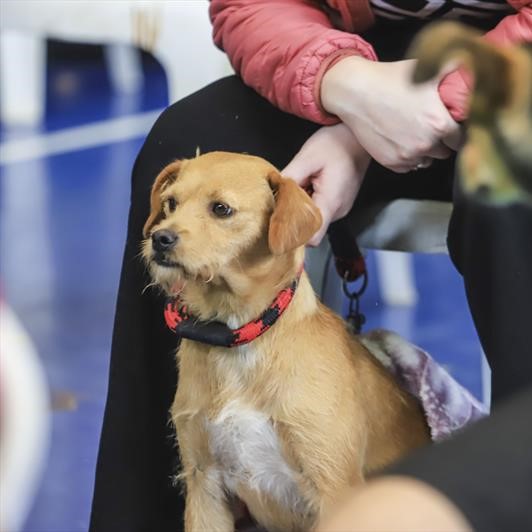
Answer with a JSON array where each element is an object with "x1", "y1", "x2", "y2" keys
[
  {"x1": 388, "y1": 112, "x2": 456, "y2": 170},
  {"x1": 306, "y1": 190, "x2": 334, "y2": 247},
  {"x1": 426, "y1": 142, "x2": 453, "y2": 160},
  {"x1": 306, "y1": 175, "x2": 360, "y2": 246},
  {"x1": 282, "y1": 154, "x2": 317, "y2": 187},
  {"x1": 442, "y1": 125, "x2": 465, "y2": 151},
  {"x1": 308, "y1": 226, "x2": 329, "y2": 247}
]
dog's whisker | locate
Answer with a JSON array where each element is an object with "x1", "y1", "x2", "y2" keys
[
  {"x1": 142, "y1": 281, "x2": 158, "y2": 295},
  {"x1": 135, "y1": 241, "x2": 150, "y2": 260},
  {"x1": 172, "y1": 281, "x2": 187, "y2": 296}
]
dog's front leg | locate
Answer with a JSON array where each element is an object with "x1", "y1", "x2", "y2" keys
[
  {"x1": 174, "y1": 412, "x2": 234, "y2": 532},
  {"x1": 183, "y1": 466, "x2": 234, "y2": 532},
  {"x1": 277, "y1": 420, "x2": 366, "y2": 526}
]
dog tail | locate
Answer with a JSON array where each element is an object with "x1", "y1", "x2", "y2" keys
[
  {"x1": 409, "y1": 22, "x2": 532, "y2": 195},
  {"x1": 409, "y1": 22, "x2": 518, "y2": 116}
]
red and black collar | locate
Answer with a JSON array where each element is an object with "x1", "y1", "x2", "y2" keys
[
  {"x1": 163, "y1": 220, "x2": 369, "y2": 346},
  {"x1": 164, "y1": 270, "x2": 302, "y2": 348}
]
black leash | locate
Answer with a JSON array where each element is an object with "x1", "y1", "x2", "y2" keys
[{"x1": 327, "y1": 219, "x2": 368, "y2": 334}]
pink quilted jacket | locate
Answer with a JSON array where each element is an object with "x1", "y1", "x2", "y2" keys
[{"x1": 210, "y1": 0, "x2": 532, "y2": 124}]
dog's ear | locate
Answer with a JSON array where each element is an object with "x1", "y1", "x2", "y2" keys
[
  {"x1": 143, "y1": 161, "x2": 182, "y2": 238},
  {"x1": 267, "y1": 171, "x2": 322, "y2": 255}
]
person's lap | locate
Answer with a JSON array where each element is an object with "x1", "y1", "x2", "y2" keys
[{"x1": 132, "y1": 75, "x2": 454, "y2": 217}]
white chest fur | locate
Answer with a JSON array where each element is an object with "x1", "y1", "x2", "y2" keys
[{"x1": 206, "y1": 402, "x2": 305, "y2": 511}]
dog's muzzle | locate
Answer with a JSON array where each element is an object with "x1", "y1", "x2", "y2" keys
[
  {"x1": 151, "y1": 229, "x2": 181, "y2": 268},
  {"x1": 152, "y1": 229, "x2": 178, "y2": 252}
]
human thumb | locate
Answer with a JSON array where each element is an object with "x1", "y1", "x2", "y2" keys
[
  {"x1": 282, "y1": 154, "x2": 318, "y2": 187},
  {"x1": 306, "y1": 190, "x2": 334, "y2": 247}
]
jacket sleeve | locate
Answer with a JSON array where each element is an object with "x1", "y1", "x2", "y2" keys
[
  {"x1": 210, "y1": 0, "x2": 377, "y2": 125},
  {"x1": 439, "y1": 2, "x2": 532, "y2": 122}
]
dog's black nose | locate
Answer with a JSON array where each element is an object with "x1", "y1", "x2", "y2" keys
[{"x1": 152, "y1": 229, "x2": 178, "y2": 252}]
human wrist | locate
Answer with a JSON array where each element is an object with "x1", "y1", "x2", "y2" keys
[{"x1": 320, "y1": 55, "x2": 370, "y2": 117}]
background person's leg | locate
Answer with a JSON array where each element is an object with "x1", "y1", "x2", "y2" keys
[{"x1": 448, "y1": 185, "x2": 532, "y2": 403}]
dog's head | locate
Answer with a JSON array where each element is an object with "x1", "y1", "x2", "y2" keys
[{"x1": 142, "y1": 151, "x2": 322, "y2": 294}]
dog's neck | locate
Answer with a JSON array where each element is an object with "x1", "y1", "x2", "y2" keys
[{"x1": 178, "y1": 248, "x2": 314, "y2": 327}]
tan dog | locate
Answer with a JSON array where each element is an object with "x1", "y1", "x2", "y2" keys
[{"x1": 142, "y1": 152, "x2": 429, "y2": 532}]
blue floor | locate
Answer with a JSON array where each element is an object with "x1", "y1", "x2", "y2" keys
[{"x1": 0, "y1": 47, "x2": 482, "y2": 532}]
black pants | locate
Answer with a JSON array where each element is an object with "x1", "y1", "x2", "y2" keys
[{"x1": 90, "y1": 76, "x2": 532, "y2": 532}]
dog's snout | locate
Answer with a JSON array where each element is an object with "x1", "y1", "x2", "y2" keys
[{"x1": 152, "y1": 229, "x2": 178, "y2": 252}]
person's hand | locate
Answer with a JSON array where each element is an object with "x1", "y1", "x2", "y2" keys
[
  {"x1": 321, "y1": 57, "x2": 462, "y2": 173},
  {"x1": 283, "y1": 123, "x2": 370, "y2": 246}
]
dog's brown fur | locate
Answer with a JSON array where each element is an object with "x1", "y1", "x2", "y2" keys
[{"x1": 143, "y1": 152, "x2": 429, "y2": 531}]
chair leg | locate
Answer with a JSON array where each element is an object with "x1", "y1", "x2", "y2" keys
[
  {"x1": 104, "y1": 44, "x2": 143, "y2": 95},
  {"x1": 481, "y1": 349, "x2": 492, "y2": 410},
  {"x1": 153, "y1": 2, "x2": 232, "y2": 105},
  {"x1": 375, "y1": 250, "x2": 418, "y2": 307},
  {"x1": 0, "y1": 30, "x2": 46, "y2": 126}
]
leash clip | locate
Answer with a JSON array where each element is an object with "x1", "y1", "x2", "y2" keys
[{"x1": 342, "y1": 270, "x2": 368, "y2": 334}]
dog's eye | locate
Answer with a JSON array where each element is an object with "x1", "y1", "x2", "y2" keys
[
  {"x1": 166, "y1": 198, "x2": 177, "y2": 213},
  {"x1": 211, "y1": 202, "x2": 233, "y2": 218}
]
